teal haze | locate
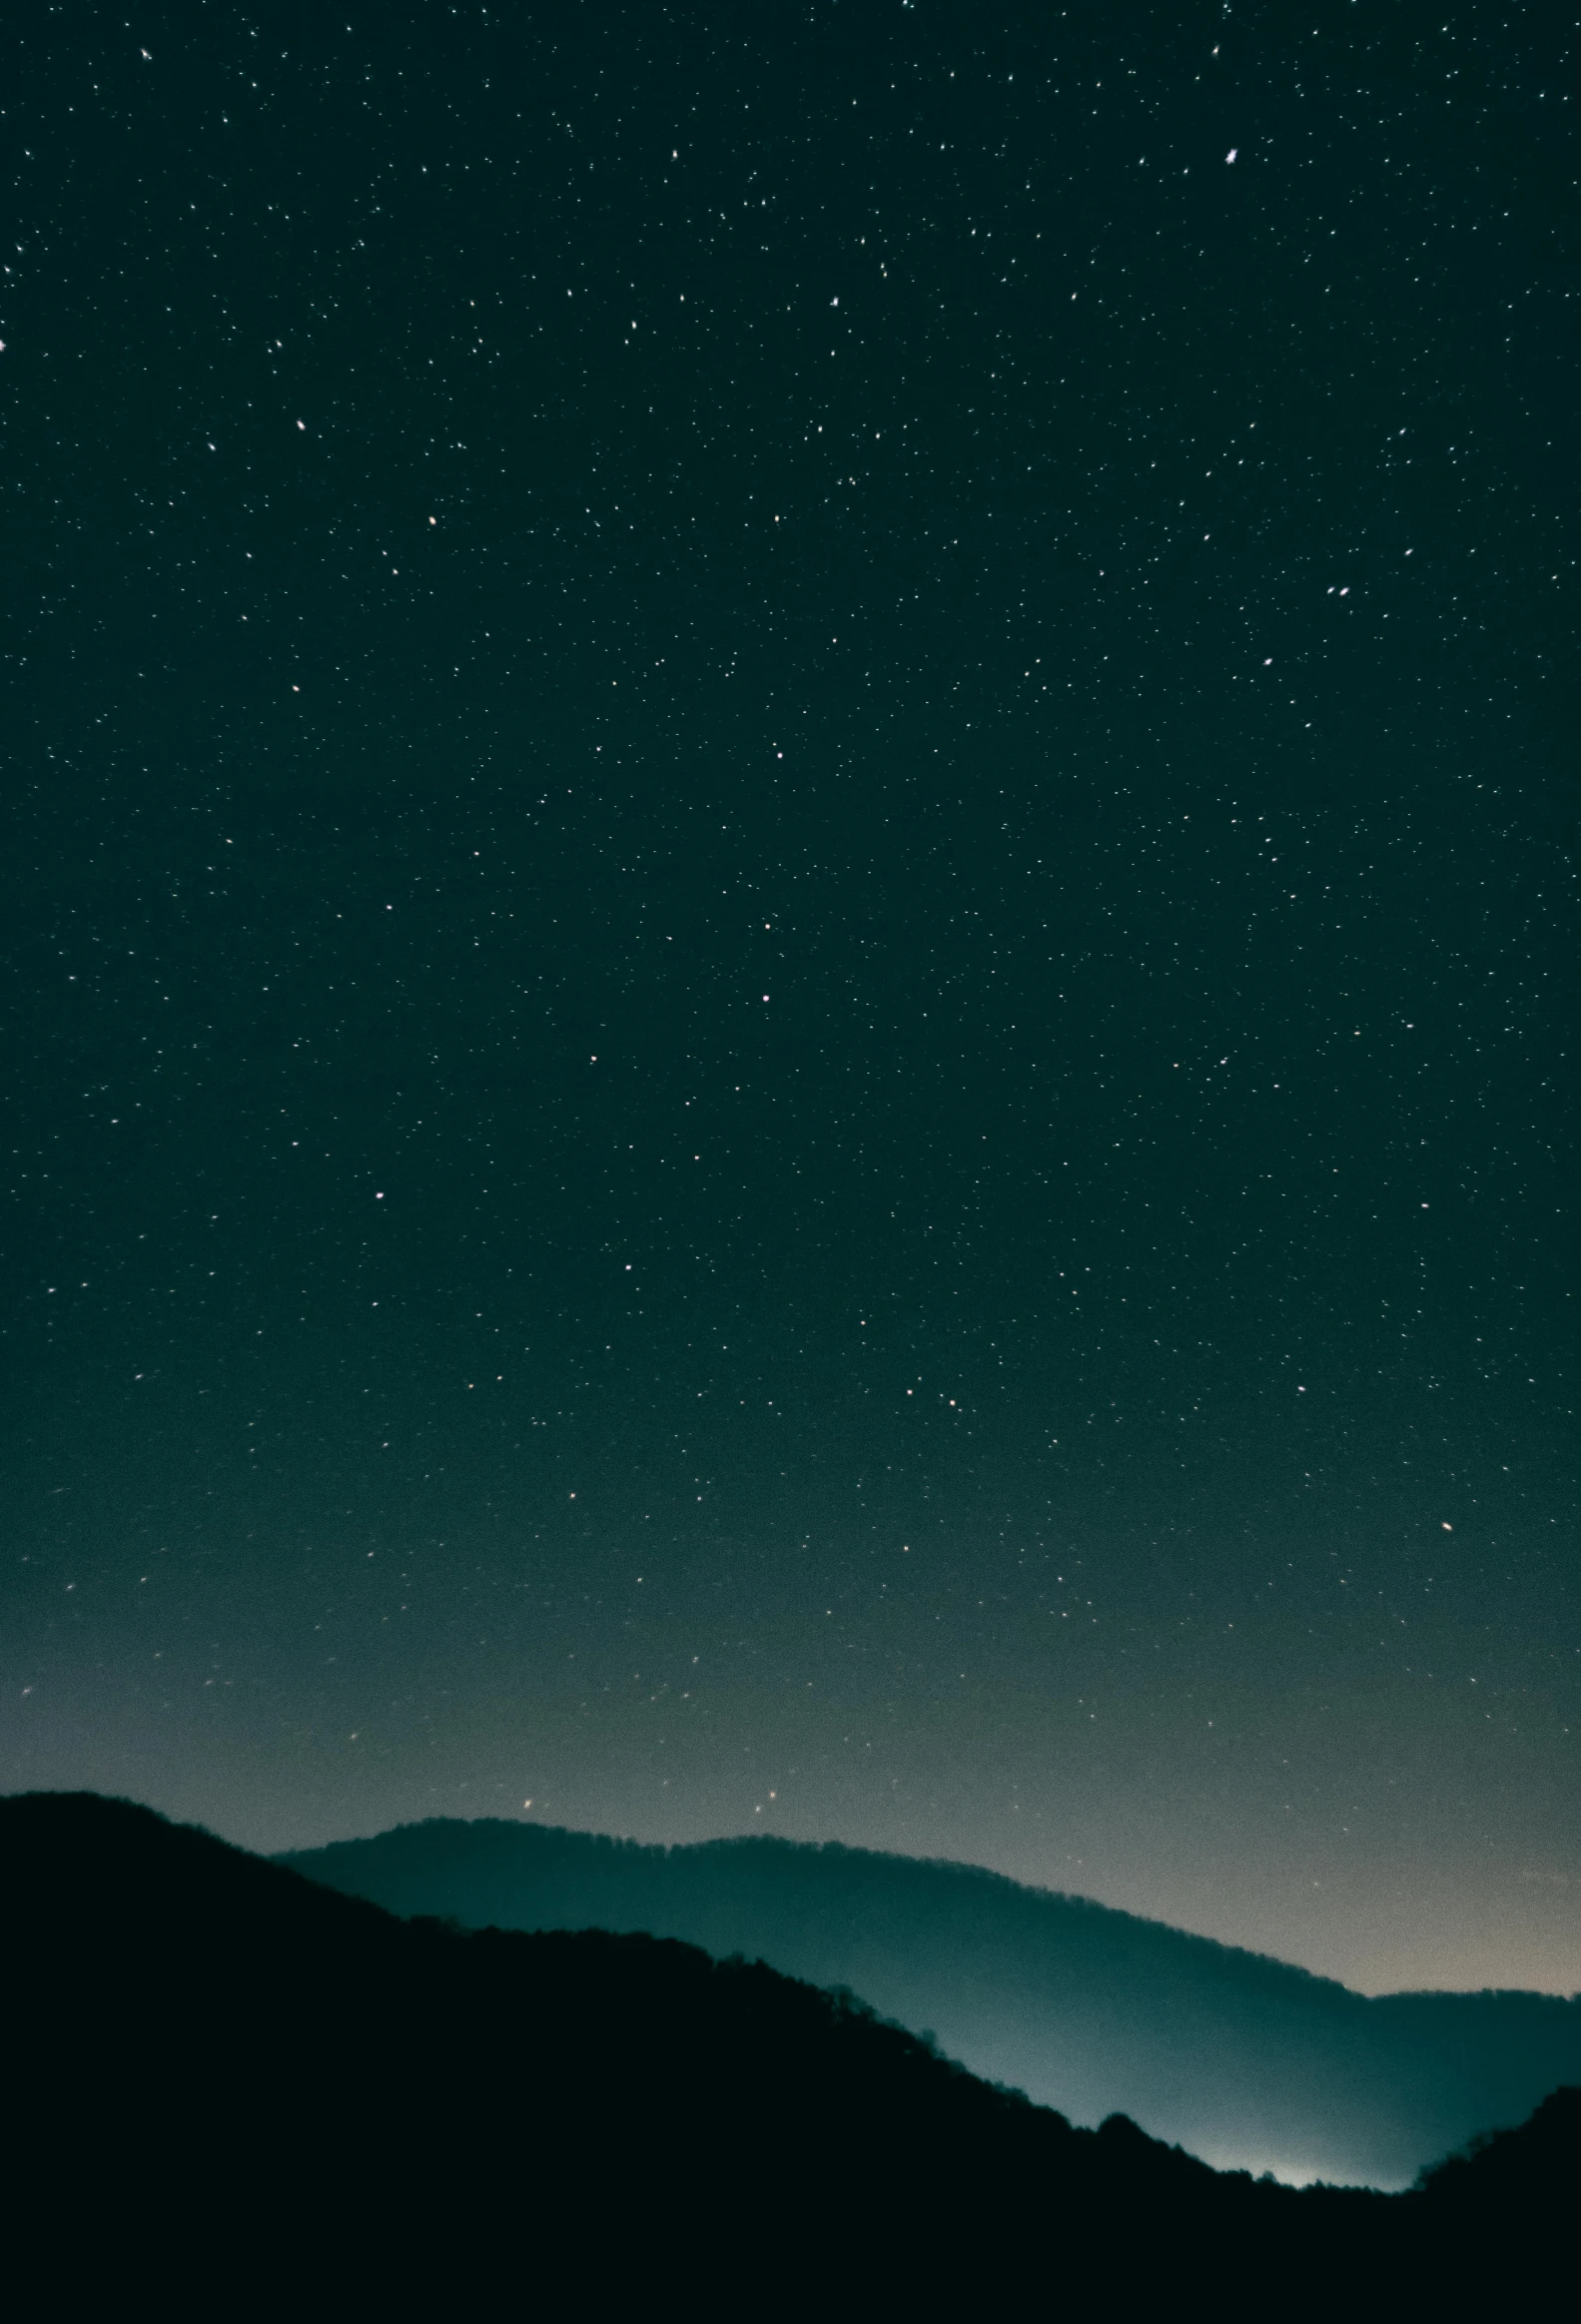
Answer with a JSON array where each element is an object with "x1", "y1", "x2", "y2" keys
[{"x1": 283, "y1": 1814, "x2": 1581, "y2": 2189}]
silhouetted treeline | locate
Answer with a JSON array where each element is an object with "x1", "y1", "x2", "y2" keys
[
  {"x1": 281, "y1": 1813, "x2": 1581, "y2": 2188},
  {"x1": 4, "y1": 1794, "x2": 1574, "y2": 2317}
]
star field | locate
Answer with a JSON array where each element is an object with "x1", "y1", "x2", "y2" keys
[{"x1": 2, "y1": 1, "x2": 1575, "y2": 1992}]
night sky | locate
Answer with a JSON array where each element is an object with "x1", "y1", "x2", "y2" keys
[{"x1": 5, "y1": 2, "x2": 1575, "y2": 1995}]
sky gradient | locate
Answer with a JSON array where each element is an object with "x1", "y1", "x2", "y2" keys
[{"x1": 3, "y1": 0, "x2": 1575, "y2": 1994}]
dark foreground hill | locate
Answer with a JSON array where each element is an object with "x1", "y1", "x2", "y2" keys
[
  {"x1": 4, "y1": 1794, "x2": 1576, "y2": 2318},
  {"x1": 280, "y1": 1815, "x2": 1581, "y2": 2189}
]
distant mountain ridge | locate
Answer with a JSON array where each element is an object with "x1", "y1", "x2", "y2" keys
[
  {"x1": 281, "y1": 1816, "x2": 1581, "y2": 2189},
  {"x1": 6, "y1": 1791, "x2": 1578, "y2": 2315}
]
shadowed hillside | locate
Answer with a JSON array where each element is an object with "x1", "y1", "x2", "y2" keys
[
  {"x1": 281, "y1": 1816, "x2": 1581, "y2": 2188},
  {"x1": 3, "y1": 1793, "x2": 1576, "y2": 2316}
]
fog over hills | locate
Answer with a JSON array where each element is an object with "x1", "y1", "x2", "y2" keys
[{"x1": 283, "y1": 1817, "x2": 1581, "y2": 2189}]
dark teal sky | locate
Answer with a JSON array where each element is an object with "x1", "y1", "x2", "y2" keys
[{"x1": 4, "y1": 0, "x2": 1575, "y2": 1991}]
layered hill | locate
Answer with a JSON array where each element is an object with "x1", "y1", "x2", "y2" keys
[
  {"x1": 3, "y1": 1792, "x2": 1575, "y2": 2316},
  {"x1": 281, "y1": 1815, "x2": 1581, "y2": 2188}
]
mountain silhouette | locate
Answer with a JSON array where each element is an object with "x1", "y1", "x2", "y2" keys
[
  {"x1": 3, "y1": 1792, "x2": 1574, "y2": 2317},
  {"x1": 280, "y1": 1815, "x2": 1581, "y2": 2188}
]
